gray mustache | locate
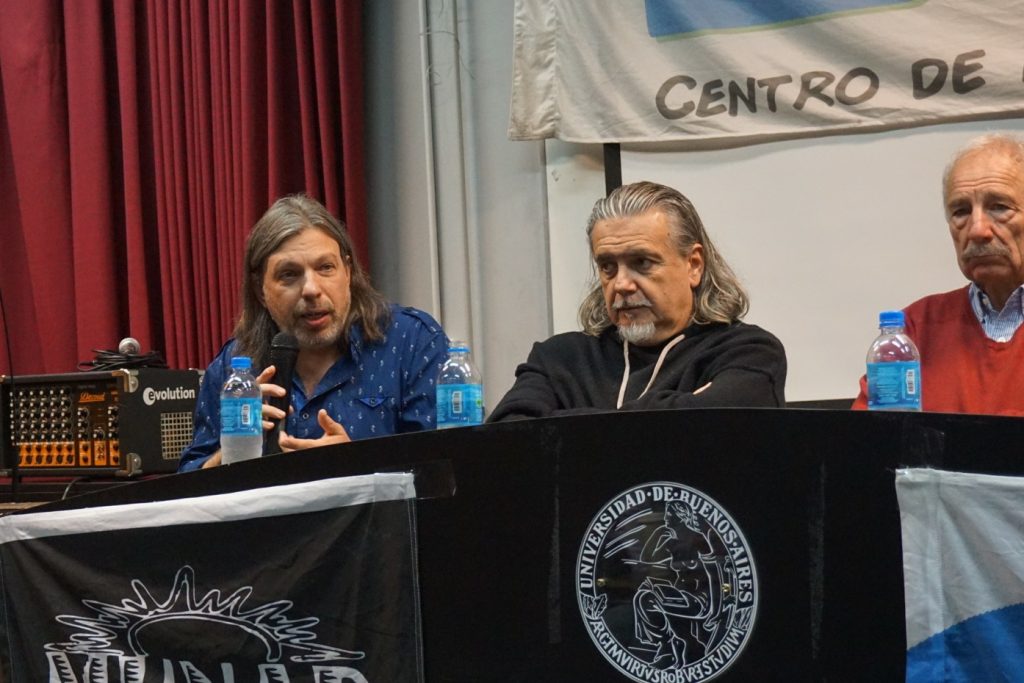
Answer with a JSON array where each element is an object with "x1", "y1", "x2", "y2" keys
[
  {"x1": 962, "y1": 242, "x2": 1011, "y2": 260},
  {"x1": 612, "y1": 295, "x2": 653, "y2": 310}
]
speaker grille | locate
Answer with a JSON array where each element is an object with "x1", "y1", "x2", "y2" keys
[{"x1": 160, "y1": 411, "x2": 195, "y2": 462}]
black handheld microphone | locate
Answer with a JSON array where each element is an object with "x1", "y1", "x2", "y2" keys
[{"x1": 265, "y1": 332, "x2": 299, "y2": 455}]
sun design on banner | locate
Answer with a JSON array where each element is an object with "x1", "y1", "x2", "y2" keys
[{"x1": 45, "y1": 565, "x2": 364, "y2": 664}]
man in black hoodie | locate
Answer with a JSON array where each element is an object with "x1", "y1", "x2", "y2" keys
[{"x1": 489, "y1": 181, "x2": 786, "y2": 421}]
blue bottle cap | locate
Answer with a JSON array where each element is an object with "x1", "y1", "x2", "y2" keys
[
  {"x1": 448, "y1": 341, "x2": 470, "y2": 353},
  {"x1": 879, "y1": 310, "x2": 905, "y2": 327},
  {"x1": 231, "y1": 356, "x2": 253, "y2": 370}
]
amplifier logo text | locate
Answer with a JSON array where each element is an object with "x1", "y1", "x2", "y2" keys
[{"x1": 143, "y1": 387, "x2": 197, "y2": 406}]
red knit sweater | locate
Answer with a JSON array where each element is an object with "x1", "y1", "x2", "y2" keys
[{"x1": 852, "y1": 286, "x2": 1024, "y2": 415}]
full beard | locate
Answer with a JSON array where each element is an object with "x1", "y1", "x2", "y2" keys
[
  {"x1": 290, "y1": 307, "x2": 345, "y2": 349},
  {"x1": 293, "y1": 322, "x2": 343, "y2": 349}
]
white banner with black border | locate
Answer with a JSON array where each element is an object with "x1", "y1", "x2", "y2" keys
[{"x1": 510, "y1": 0, "x2": 1024, "y2": 147}]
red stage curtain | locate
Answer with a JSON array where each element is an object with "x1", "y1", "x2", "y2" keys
[{"x1": 0, "y1": 0, "x2": 367, "y2": 374}]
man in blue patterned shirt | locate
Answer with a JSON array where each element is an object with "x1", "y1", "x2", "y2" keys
[{"x1": 178, "y1": 195, "x2": 449, "y2": 471}]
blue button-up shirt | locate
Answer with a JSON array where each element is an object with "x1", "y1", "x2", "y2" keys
[
  {"x1": 968, "y1": 283, "x2": 1024, "y2": 342},
  {"x1": 178, "y1": 306, "x2": 448, "y2": 472}
]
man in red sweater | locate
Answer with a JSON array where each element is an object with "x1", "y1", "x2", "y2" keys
[{"x1": 853, "y1": 134, "x2": 1024, "y2": 415}]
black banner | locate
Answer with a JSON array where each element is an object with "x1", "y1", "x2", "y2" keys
[{"x1": 0, "y1": 474, "x2": 420, "y2": 682}]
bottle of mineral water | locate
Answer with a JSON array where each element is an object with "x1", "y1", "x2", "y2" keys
[
  {"x1": 220, "y1": 356, "x2": 263, "y2": 463},
  {"x1": 436, "y1": 341, "x2": 484, "y2": 429},
  {"x1": 866, "y1": 310, "x2": 922, "y2": 411}
]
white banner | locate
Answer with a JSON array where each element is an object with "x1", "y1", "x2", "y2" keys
[
  {"x1": 896, "y1": 468, "x2": 1024, "y2": 681},
  {"x1": 510, "y1": 0, "x2": 1024, "y2": 146}
]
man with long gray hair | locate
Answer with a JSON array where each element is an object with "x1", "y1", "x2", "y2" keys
[
  {"x1": 489, "y1": 181, "x2": 786, "y2": 421},
  {"x1": 179, "y1": 195, "x2": 448, "y2": 471}
]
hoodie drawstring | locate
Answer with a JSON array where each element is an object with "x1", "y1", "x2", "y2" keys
[{"x1": 616, "y1": 332, "x2": 687, "y2": 409}]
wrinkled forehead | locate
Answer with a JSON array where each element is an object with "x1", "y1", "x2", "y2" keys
[
  {"x1": 258, "y1": 227, "x2": 342, "y2": 277},
  {"x1": 273, "y1": 225, "x2": 343, "y2": 257},
  {"x1": 590, "y1": 211, "x2": 693, "y2": 261},
  {"x1": 946, "y1": 146, "x2": 1024, "y2": 197}
]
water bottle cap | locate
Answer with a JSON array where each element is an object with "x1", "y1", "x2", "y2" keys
[
  {"x1": 231, "y1": 356, "x2": 253, "y2": 370},
  {"x1": 448, "y1": 340, "x2": 470, "y2": 353},
  {"x1": 878, "y1": 310, "x2": 905, "y2": 328}
]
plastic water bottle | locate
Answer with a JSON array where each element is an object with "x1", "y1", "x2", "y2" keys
[
  {"x1": 436, "y1": 341, "x2": 484, "y2": 429},
  {"x1": 220, "y1": 356, "x2": 263, "y2": 463},
  {"x1": 866, "y1": 310, "x2": 922, "y2": 411}
]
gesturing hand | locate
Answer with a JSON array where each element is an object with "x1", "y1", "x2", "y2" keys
[{"x1": 278, "y1": 409, "x2": 352, "y2": 452}]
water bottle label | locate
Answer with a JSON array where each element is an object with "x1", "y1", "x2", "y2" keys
[
  {"x1": 221, "y1": 397, "x2": 262, "y2": 436},
  {"x1": 867, "y1": 361, "x2": 921, "y2": 410},
  {"x1": 437, "y1": 384, "x2": 484, "y2": 427}
]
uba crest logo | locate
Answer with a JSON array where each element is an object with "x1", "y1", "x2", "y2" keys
[{"x1": 576, "y1": 482, "x2": 757, "y2": 683}]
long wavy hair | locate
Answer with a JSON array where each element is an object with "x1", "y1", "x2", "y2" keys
[
  {"x1": 233, "y1": 194, "x2": 390, "y2": 367},
  {"x1": 578, "y1": 181, "x2": 748, "y2": 336}
]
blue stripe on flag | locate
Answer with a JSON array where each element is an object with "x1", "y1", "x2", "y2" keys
[
  {"x1": 906, "y1": 603, "x2": 1024, "y2": 683},
  {"x1": 644, "y1": 0, "x2": 916, "y2": 37}
]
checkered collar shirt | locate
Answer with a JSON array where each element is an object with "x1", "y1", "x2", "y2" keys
[{"x1": 968, "y1": 282, "x2": 1024, "y2": 342}]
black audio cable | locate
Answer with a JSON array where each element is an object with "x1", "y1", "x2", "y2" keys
[
  {"x1": 61, "y1": 476, "x2": 89, "y2": 501},
  {"x1": 0, "y1": 284, "x2": 19, "y2": 499},
  {"x1": 78, "y1": 347, "x2": 168, "y2": 372}
]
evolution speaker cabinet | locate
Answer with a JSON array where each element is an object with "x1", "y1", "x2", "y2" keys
[{"x1": 0, "y1": 369, "x2": 202, "y2": 477}]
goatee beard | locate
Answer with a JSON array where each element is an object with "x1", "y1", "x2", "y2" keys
[{"x1": 617, "y1": 321, "x2": 656, "y2": 345}]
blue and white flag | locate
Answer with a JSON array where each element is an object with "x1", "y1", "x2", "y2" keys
[
  {"x1": 896, "y1": 468, "x2": 1024, "y2": 682},
  {"x1": 0, "y1": 472, "x2": 421, "y2": 682},
  {"x1": 510, "y1": 0, "x2": 1024, "y2": 146}
]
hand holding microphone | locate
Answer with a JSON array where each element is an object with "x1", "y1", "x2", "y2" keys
[{"x1": 262, "y1": 332, "x2": 299, "y2": 455}]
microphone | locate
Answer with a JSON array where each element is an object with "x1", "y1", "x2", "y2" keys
[
  {"x1": 118, "y1": 337, "x2": 142, "y2": 355},
  {"x1": 78, "y1": 337, "x2": 167, "y2": 370},
  {"x1": 265, "y1": 332, "x2": 299, "y2": 455}
]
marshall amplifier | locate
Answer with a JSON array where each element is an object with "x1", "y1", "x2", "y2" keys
[{"x1": 0, "y1": 369, "x2": 202, "y2": 477}]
